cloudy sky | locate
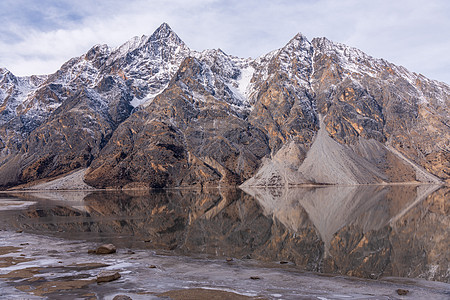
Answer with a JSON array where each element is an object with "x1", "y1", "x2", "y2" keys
[{"x1": 1, "y1": 0, "x2": 449, "y2": 83}]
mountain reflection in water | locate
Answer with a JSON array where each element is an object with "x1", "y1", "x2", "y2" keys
[{"x1": 0, "y1": 184, "x2": 448, "y2": 283}]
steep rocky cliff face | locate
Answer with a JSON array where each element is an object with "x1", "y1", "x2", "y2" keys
[{"x1": 0, "y1": 23, "x2": 448, "y2": 189}]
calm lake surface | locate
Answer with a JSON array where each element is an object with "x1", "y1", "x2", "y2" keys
[{"x1": 0, "y1": 185, "x2": 448, "y2": 299}]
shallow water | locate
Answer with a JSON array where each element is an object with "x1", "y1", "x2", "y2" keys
[{"x1": 0, "y1": 185, "x2": 448, "y2": 299}]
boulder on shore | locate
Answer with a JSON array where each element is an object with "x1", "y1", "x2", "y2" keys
[
  {"x1": 113, "y1": 295, "x2": 132, "y2": 300},
  {"x1": 97, "y1": 271, "x2": 121, "y2": 283},
  {"x1": 89, "y1": 244, "x2": 116, "y2": 254}
]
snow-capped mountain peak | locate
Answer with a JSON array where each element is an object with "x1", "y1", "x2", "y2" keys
[
  {"x1": 104, "y1": 23, "x2": 191, "y2": 107},
  {"x1": 287, "y1": 33, "x2": 312, "y2": 48},
  {"x1": 147, "y1": 22, "x2": 182, "y2": 44}
]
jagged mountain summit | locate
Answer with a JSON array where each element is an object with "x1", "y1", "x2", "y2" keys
[{"x1": 0, "y1": 23, "x2": 448, "y2": 189}]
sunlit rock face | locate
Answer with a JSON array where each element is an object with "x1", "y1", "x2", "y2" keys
[
  {"x1": 83, "y1": 56, "x2": 271, "y2": 188},
  {"x1": 0, "y1": 23, "x2": 448, "y2": 189}
]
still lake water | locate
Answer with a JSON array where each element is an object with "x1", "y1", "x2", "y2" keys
[{"x1": 0, "y1": 185, "x2": 448, "y2": 299}]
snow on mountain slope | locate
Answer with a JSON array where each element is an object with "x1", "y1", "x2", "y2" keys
[
  {"x1": 0, "y1": 24, "x2": 192, "y2": 151},
  {"x1": 235, "y1": 65, "x2": 255, "y2": 100},
  {"x1": 188, "y1": 49, "x2": 255, "y2": 108},
  {"x1": 312, "y1": 37, "x2": 450, "y2": 107},
  {"x1": 0, "y1": 69, "x2": 47, "y2": 126},
  {"x1": 104, "y1": 23, "x2": 191, "y2": 107}
]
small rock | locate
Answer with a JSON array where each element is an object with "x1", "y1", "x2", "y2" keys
[
  {"x1": 96, "y1": 271, "x2": 121, "y2": 283},
  {"x1": 396, "y1": 289, "x2": 409, "y2": 296},
  {"x1": 20, "y1": 243, "x2": 29, "y2": 246},
  {"x1": 250, "y1": 276, "x2": 261, "y2": 280},
  {"x1": 15, "y1": 230, "x2": 23, "y2": 233},
  {"x1": 58, "y1": 261, "x2": 63, "y2": 264},
  {"x1": 88, "y1": 249, "x2": 97, "y2": 254},
  {"x1": 95, "y1": 244, "x2": 116, "y2": 254},
  {"x1": 280, "y1": 261, "x2": 288, "y2": 264},
  {"x1": 148, "y1": 265, "x2": 157, "y2": 269},
  {"x1": 226, "y1": 258, "x2": 233, "y2": 262},
  {"x1": 144, "y1": 239, "x2": 151, "y2": 243},
  {"x1": 113, "y1": 295, "x2": 132, "y2": 300}
]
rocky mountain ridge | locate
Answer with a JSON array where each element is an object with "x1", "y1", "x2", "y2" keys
[{"x1": 0, "y1": 23, "x2": 448, "y2": 189}]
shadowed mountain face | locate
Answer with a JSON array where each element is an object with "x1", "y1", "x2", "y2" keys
[
  {"x1": 0, "y1": 23, "x2": 449, "y2": 189},
  {"x1": 0, "y1": 185, "x2": 448, "y2": 282}
]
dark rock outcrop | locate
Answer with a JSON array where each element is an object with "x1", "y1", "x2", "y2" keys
[
  {"x1": 96, "y1": 271, "x2": 121, "y2": 283},
  {"x1": 94, "y1": 244, "x2": 116, "y2": 254}
]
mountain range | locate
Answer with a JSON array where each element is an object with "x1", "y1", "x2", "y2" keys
[{"x1": 0, "y1": 23, "x2": 448, "y2": 189}]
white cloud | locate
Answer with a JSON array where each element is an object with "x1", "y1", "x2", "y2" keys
[{"x1": 0, "y1": 0, "x2": 449, "y2": 83}]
